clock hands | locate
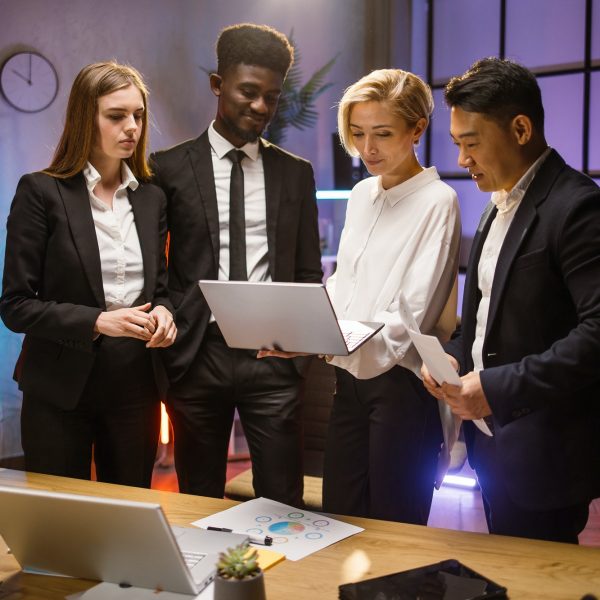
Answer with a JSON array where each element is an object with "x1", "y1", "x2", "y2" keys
[
  {"x1": 2, "y1": 51, "x2": 58, "y2": 112},
  {"x1": 11, "y1": 68, "x2": 31, "y2": 85}
]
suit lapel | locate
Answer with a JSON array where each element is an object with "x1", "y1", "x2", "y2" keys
[
  {"x1": 129, "y1": 185, "x2": 154, "y2": 303},
  {"x1": 472, "y1": 201, "x2": 497, "y2": 267},
  {"x1": 261, "y1": 140, "x2": 282, "y2": 278},
  {"x1": 463, "y1": 202, "x2": 496, "y2": 329},
  {"x1": 485, "y1": 198, "x2": 536, "y2": 333},
  {"x1": 485, "y1": 150, "x2": 563, "y2": 335},
  {"x1": 189, "y1": 131, "x2": 220, "y2": 273},
  {"x1": 57, "y1": 174, "x2": 106, "y2": 308}
]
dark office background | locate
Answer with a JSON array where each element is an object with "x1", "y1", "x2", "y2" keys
[{"x1": 1, "y1": 0, "x2": 599, "y2": 461}]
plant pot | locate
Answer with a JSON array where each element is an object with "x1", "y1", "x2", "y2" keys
[{"x1": 214, "y1": 569, "x2": 266, "y2": 600}]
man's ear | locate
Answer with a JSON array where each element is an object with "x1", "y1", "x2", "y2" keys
[
  {"x1": 512, "y1": 114, "x2": 533, "y2": 146},
  {"x1": 209, "y1": 73, "x2": 223, "y2": 97}
]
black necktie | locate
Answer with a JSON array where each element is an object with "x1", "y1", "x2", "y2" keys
[{"x1": 226, "y1": 149, "x2": 247, "y2": 281}]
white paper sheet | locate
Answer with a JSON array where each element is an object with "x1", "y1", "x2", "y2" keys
[
  {"x1": 472, "y1": 418, "x2": 493, "y2": 436},
  {"x1": 192, "y1": 497, "x2": 363, "y2": 561},
  {"x1": 407, "y1": 330, "x2": 493, "y2": 437},
  {"x1": 407, "y1": 329, "x2": 462, "y2": 387},
  {"x1": 397, "y1": 292, "x2": 465, "y2": 479},
  {"x1": 434, "y1": 400, "x2": 463, "y2": 486}
]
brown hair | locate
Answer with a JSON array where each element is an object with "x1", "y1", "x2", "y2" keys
[
  {"x1": 338, "y1": 69, "x2": 434, "y2": 156},
  {"x1": 45, "y1": 61, "x2": 152, "y2": 179}
]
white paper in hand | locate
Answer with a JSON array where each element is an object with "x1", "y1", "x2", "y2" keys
[
  {"x1": 397, "y1": 291, "x2": 468, "y2": 478},
  {"x1": 407, "y1": 330, "x2": 462, "y2": 387}
]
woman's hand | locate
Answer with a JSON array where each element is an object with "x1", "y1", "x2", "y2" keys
[
  {"x1": 146, "y1": 305, "x2": 177, "y2": 348},
  {"x1": 94, "y1": 302, "x2": 155, "y2": 341}
]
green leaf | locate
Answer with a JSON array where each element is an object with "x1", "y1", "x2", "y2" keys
[{"x1": 265, "y1": 34, "x2": 337, "y2": 142}]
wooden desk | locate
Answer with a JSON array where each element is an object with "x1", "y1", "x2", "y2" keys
[{"x1": 1, "y1": 468, "x2": 599, "y2": 599}]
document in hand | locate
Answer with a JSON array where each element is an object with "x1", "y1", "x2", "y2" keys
[
  {"x1": 397, "y1": 291, "x2": 461, "y2": 387},
  {"x1": 407, "y1": 329, "x2": 462, "y2": 387},
  {"x1": 397, "y1": 291, "x2": 462, "y2": 483},
  {"x1": 397, "y1": 291, "x2": 492, "y2": 440}
]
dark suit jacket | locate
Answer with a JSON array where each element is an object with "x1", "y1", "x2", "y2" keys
[
  {"x1": 446, "y1": 150, "x2": 600, "y2": 511},
  {"x1": 0, "y1": 171, "x2": 172, "y2": 410},
  {"x1": 150, "y1": 130, "x2": 323, "y2": 387}
]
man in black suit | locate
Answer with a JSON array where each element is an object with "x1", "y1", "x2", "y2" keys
[
  {"x1": 151, "y1": 24, "x2": 322, "y2": 504},
  {"x1": 422, "y1": 58, "x2": 600, "y2": 543}
]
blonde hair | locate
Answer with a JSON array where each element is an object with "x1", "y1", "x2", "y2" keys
[
  {"x1": 45, "y1": 61, "x2": 152, "y2": 180},
  {"x1": 337, "y1": 69, "x2": 434, "y2": 156}
]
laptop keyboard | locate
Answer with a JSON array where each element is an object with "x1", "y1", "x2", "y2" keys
[
  {"x1": 181, "y1": 550, "x2": 207, "y2": 570},
  {"x1": 343, "y1": 329, "x2": 372, "y2": 352}
]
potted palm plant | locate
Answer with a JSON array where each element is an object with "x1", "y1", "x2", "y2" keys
[
  {"x1": 263, "y1": 31, "x2": 337, "y2": 145},
  {"x1": 214, "y1": 542, "x2": 266, "y2": 600}
]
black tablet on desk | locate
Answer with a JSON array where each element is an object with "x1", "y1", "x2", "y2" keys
[{"x1": 339, "y1": 559, "x2": 507, "y2": 599}]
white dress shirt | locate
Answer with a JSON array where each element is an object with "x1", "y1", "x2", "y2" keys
[
  {"x1": 83, "y1": 162, "x2": 144, "y2": 311},
  {"x1": 207, "y1": 122, "x2": 270, "y2": 284},
  {"x1": 471, "y1": 147, "x2": 550, "y2": 436},
  {"x1": 472, "y1": 147, "x2": 552, "y2": 371},
  {"x1": 327, "y1": 167, "x2": 461, "y2": 380}
]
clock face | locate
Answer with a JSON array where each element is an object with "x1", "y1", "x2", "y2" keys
[{"x1": 0, "y1": 51, "x2": 59, "y2": 113}]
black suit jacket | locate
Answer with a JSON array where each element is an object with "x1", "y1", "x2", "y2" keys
[
  {"x1": 446, "y1": 150, "x2": 600, "y2": 510},
  {"x1": 150, "y1": 130, "x2": 323, "y2": 386},
  {"x1": 0, "y1": 172, "x2": 172, "y2": 409}
]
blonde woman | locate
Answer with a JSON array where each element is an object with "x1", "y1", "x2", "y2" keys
[
  {"x1": 319, "y1": 69, "x2": 461, "y2": 523},
  {"x1": 0, "y1": 62, "x2": 176, "y2": 487}
]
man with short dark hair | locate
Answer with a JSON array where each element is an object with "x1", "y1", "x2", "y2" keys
[
  {"x1": 422, "y1": 57, "x2": 600, "y2": 543},
  {"x1": 151, "y1": 23, "x2": 322, "y2": 504}
]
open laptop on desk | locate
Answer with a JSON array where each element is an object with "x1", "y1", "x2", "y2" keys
[
  {"x1": 0, "y1": 485, "x2": 246, "y2": 595},
  {"x1": 198, "y1": 281, "x2": 384, "y2": 356}
]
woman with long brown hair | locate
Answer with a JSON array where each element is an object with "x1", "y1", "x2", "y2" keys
[{"x1": 0, "y1": 62, "x2": 176, "y2": 487}]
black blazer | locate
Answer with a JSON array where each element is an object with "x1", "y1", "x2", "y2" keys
[
  {"x1": 150, "y1": 130, "x2": 323, "y2": 385},
  {"x1": 446, "y1": 150, "x2": 600, "y2": 510},
  {"x1": 0, "y1": 171, "x2": 172, "y2": 409}
]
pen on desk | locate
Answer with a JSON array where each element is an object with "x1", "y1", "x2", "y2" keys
[{"x1": 207, "y1": 526, "x2": 273, "y2": 546}]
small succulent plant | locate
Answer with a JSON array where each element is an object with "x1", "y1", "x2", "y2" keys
[{"x1": 216, "y1": 542, "x2": 260, "y2": 580}]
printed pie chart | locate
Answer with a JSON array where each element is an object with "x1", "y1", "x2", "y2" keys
[{"x1": 268, "y1": 521, "x2": 305, "y2": 535}]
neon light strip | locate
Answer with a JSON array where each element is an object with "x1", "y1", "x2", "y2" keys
[
  {"x1": 160, "y1": 403, "x2": 170, "y2": 445},
  {"x1": 442, "y1": 474, "x2": 478, "y2": 488},
  {"x1": 316, "y1": 190, "x2": 351, "y2": 200}
]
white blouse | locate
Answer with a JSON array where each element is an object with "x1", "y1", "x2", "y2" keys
[
  {"x1": 84, "y1": 162, "x2": 144, "y2": 311},
  {"x1": 326, "y1": 167, "x2": 461, "y2": 380}
]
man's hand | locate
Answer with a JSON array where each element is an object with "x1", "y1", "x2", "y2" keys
[
  {"x1": 441, "y1": 371, "x2": 492, "y2": 420},
  {"x1": 94, "y1": 302, "x2": 155, "y2": 341},
  {"x1": 421, "y1": 354, "x2": 459, "y2": 400},
  {"x1": 146, "y1": 305, "x2": 177, "y2": 348}
]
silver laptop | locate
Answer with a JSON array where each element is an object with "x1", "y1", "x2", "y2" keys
[
  {"x1": 199, "y1": 281, "x2": 384, "y2": 356},
  {"x1": 0, "y1": 485, "x2": 247, "y2": 595}
]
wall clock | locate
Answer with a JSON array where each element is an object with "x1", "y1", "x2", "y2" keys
[{"x1": 0, "y1": 51, "x2": 59, "y2": 113}]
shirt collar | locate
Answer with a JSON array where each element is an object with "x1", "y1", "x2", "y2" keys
[
  {"x1": 491, "y1": 147, "x2": 551, "y2": 215},
  {"x1": 370, "y1": 166, "x2": 441, "y2": 206},
  {"x1": 208, "y1": 120, "x2": 260, "y2": 161},
  {"x1": 83, "y1": 161, "x2": 139, "y2": 193}
]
